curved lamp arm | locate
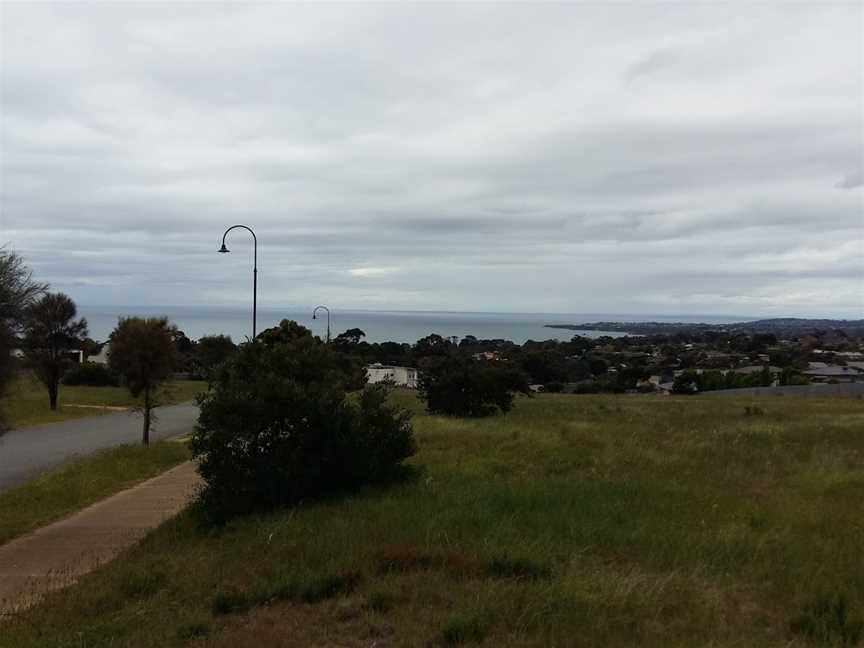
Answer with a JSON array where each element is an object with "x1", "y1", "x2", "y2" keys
[
  {"x1": 312, "y1": 305, "x2": 331, "y2": 343},
  {"x1": 219, "y1": 224, "x2": 258, "y2": 339}
]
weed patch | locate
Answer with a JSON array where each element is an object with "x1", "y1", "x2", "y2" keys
[
  {"x1": 365, "y1": 590, "x2": 397, "y2": 613},
  {"x1": 119, "y1": 565, "x2": 166, "y2": 599},
  {"x1": 378, "y1": 544, "x2": 441, "y2": 573},
  {"x1": 176, "y1": 621, "x2": 209, "y2": 640},
  {"x1": 789, "y1": 592, "x2": 863, "y2": 646},
  {"x1": 260, "y1": 571, "x2": 362, "y2": 605},
  {"x1": 442, "y1": 615, "x2": 485, "y2": 645},
  {"x1": 211, "y1": 589, "x2": 251, "y2": 616},
  {"x1": 744, "y1": 405, "x2": 766, "y2": 416},
  {"x1": 485, "y1": 557, "x2": 551, "y2": 581}
]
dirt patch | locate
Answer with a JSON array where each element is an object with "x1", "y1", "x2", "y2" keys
[{"x1": 197, "y1": 599, "x2": 392, "y2": 648}]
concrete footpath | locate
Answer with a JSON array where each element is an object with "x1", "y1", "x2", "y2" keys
[{"x1": 0, "y1": 461, "x2": 202, "y2": 613}]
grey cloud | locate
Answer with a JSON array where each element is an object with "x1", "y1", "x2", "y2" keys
[
  {"x1": 626, "y1": 48, "x2": 679, "y2": 81},
  {"x1": 2, "y1": 3, "x2": 862, "y2": 317},
  {"x1": 836, "y1": 169, "x2": 863, "y2": 189}
]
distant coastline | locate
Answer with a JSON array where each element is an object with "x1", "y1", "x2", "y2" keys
[{"x1": 545, "y1": 318, "x2": 864, "y2": 337}]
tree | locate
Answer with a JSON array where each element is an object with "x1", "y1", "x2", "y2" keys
[
  {"x1": 414, "y1": 333, "x2": 452, "y2": 359},
  {"x1": 109, "y1": 317, "x2": 176, "y2": 445},
  {"x1": 256, "y1": 319, "x2": 314, "y2": 346},
  {"x1": 0, "y1": 247, "x2": 47, "y2": 332},
  {"x1": 334, "y1": 327, "x2": 366, "y2": 348},
  {"x1": 418, "y1": 356, "x2": 530, "y2": 417},
  {"x1": 194, "y1": 334, "x2": 237, "y2": 379},
  {"x1": 191, "y1": 330, "x2": 416, "y2": 522},
  {"x1": 171, "y1": 329, "x2": 195, "y2": 373},
  {"x1": 519, "y1": 349, "x2": 568, "y2": 385},
  {"x1": 0, "y1": 248, "x2": 46, "y2": 429},
  {"x1": 23, "y1": 293, "x2": 88, "y2": 410}
]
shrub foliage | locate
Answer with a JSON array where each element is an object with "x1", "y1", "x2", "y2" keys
[
  {"x1": 191, "y1": 321, "x2": 415, "y2": 521},
  {"x1": 62, "y1": 361, "x2": 119, "y2": 387},
  {"x1": 418, "y1": 356, "x2": 529, "y2": 417}
]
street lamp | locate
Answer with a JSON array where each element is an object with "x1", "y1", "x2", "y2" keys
[
  {"x1": 218, "y1": 224, "x2": 258, "y2": 339},
  {"x1": 312, "y1": 305, "x2": 331, "y2": 343}
]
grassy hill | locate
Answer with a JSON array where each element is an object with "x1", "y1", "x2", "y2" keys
[{"x1": 2, "y1": 392, "x2": 862, "y2": 647}]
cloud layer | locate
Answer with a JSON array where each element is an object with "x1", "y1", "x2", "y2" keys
[{"x1": 2, "y1": 3, "x2": 862, "y2": 317}]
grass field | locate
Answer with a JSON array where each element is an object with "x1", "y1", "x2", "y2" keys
[
  {"x1": 1, "y1": 374, "x2": 207, "y2": 429},
  {"x1": 0, "y1": 441, "x2": 190, "y2": 546},
  {"x1": 1, "y1": 392, "x2": 863, "y2": 647}
]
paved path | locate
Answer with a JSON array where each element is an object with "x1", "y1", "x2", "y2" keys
[
  {"x1": 0, "y1": 461, "x2": 202, "y2": 612},
  {"x1": 0, "y1": 404, "x2": 199, "y2": 491}
]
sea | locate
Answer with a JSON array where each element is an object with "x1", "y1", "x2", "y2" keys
[{"x1": 78, "y1": 306, "x2": 752, "y2": 345}]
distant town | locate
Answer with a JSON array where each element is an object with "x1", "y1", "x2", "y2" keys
[{"x1": 50, "y1": 317, "x2": 864, "y2": 397}]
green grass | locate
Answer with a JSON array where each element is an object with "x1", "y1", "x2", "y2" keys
[
  {"x1": 0, "y1": 440, "x2": 190, "y2": 545},
  {"x1": 2, "y1": 373, "x2": 207, "y2": 429},
  {"x1": 2, "y1": 393, "x2": 863, "y2": 647}
]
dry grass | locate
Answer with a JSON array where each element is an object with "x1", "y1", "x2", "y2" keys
[{"x1": 1, "y1": 392, "x2": 863, "y2": 647}]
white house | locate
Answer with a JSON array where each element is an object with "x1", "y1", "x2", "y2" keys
[
  {"x1": 366, "y1": 363, "x2": 419, "y2": 389},
  {"x1": 89, "y1": 344, "x2": 110, "y2": 365}
]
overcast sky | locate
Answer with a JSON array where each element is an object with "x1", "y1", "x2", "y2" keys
[{"x1": 1, "y1": 2, "x2": 862, "y2": 318}]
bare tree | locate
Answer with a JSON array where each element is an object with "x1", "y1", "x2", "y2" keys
[
  {"x1": 0, "y1": 247, "x2": 47, "y2": 331},
  {"x1": 109, "y1": 317, "x2": 176, "y2": 445},
  {"x1": 23, "y1": 293, "x2": 88, "y2": 411}
]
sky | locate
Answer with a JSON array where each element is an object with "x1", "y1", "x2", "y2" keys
[{"x1": 1, "y1": 2, "x2": 862, "y2": 318}]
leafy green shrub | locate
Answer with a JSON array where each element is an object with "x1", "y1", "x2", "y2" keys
[
  {"x1": 418, "y1": 356, "x2": 529, "y2": 417},
  {"x1": 62, "y1": 361, "x2": 119, "y2": 386},
  {"x1": 191, "y1": 322, "x2": 416, "y2": 522}
]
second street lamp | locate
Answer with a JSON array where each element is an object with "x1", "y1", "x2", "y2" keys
[
  {"x1": 312, "y1": 305, "x2": 331, "y2": 343},
  {"x1": 218, "y1": 224, "x2": 258, "y2": 339}
]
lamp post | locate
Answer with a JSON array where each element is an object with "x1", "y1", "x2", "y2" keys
[
  {"x1": 218, "y1": 225, "x2": 258, "y2": 339},
  {"x1": 312, "y1": 305, "x2": 331, "y2": 343}
]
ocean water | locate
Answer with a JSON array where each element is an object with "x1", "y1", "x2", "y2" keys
[{"x1": 79, "y1": 306, "x2": 750, "y2": 345}]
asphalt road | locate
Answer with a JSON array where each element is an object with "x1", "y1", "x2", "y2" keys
[{"x1": 0, "y1": 404, "x2": 199, "y2": 492}]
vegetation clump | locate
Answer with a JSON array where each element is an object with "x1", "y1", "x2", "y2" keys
[
  {"x1": 789, "y1": 592, "x2": 863, "y2": 646},
  {"x1": 191, "y1": 320, "x2": 416, "y2": 522},
  {"x1": 441, "y1": 615, "x2": 486, "y2": 645},
  {"x1": 418, "y1": 355, "x2": 529, "y2": 417},
  {"x1": 62, "y1": 361, "x2": 119, "y2": 387}
]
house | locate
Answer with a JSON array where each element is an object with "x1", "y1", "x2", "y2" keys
[
  {"x1": 366, "y1": 363, "x2": 419, "y2": 389},
  {"x1": 730, "y1": 365, "x2": 781, "y2": 375},
  {"x1": 89, "y1": 344, "x2": 110, "y2": 365},
  {"x1": 730, "y1": 365, "x2": 781, "y2": 386},
  {"x1": 472, "y1": 351, "x2": 501, "y2": 361},
  {"x1": 802, "y1": 363, "x2": 863, "y2": 383}
]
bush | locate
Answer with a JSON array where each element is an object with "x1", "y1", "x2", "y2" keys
[
  {"x1": 418, "y1": 356, "x2": 529, "y2": 417},
  {"x1": 62, "y1": 362, "x2": 119, "y2": 387},
  {"x1": 191, "y1": 323, "x2": 416, "y2": 522}
]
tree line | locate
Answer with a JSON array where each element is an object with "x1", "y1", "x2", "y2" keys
[{"x1": 1, "y1": 247, "x2": 186, "y2": 442}]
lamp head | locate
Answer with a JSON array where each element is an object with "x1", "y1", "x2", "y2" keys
[
  {"x1": 218, "y1": 243, "x2": 230, "y2": 253},
  {"x1": 312, "y1": 313, "x2": 317, "y2": 320}
]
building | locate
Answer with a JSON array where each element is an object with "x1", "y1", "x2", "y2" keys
[
  {"x1": 802, "y1": 363, "x2": 863, "y2": 383},
  {"x1": 89, "y1": 344, "x2": 110, "y2": 365},
  {"x1": 472, "y1": 351, "x2": 501, "y2": 361},
  {"x1": 366, "y1": 363, "x2": 419, "y2": 389}
]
